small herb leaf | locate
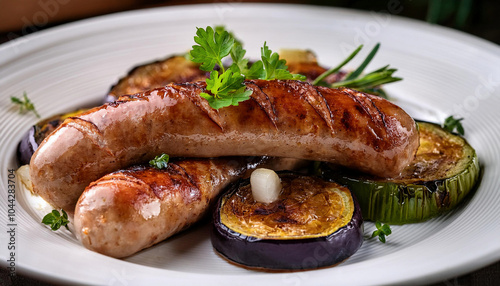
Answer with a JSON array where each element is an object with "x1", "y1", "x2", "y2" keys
[
  {"x1": 42, "y1": 209, "x2": 69, "y2": 231},
  {"x1": 149, "y1": 153, "x2": 170, "y2": 169},
  {"x1": 190, "y1": 26, "x2": 234, "y2": 72},
  {"x1": 370, "y1": 221, "x2": 392, "y2": 243},
  {"x1": 201, "y1": 69, "x2": 252, "y2": 109},
  {"x1": 189, "y1": 26, "x2": 306, "y2": 109},
  {"x1": 11, "y1": 92, "x2": 40, "y2": 118},
  {"x1": 257, "y1": 42, "x2": 306, "y2": 81},
  {"x1": 443, "y1": 116, "x2": 465, "y2": 135}
]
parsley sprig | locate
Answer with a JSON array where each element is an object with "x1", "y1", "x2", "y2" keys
[
  {"x1": 247, "y1": 42, "x2": 306, "y2": 81},
  {"x1": 443, "y1": 116, "x2": 465, "y2": 135},
  {"x1": 313, "y1": 44, "x2": 402, "y2": 97},
  {"x1": 189, "y1": 26, "x2": 304, "y2": 109},
  {"x1": 190, "y1": 26, "x2": 251, "y2": 109},
  {"x1": 42, "y1": 209, "x2": 70, "y2": 231},
  {"x1": 370, "y1": 221, "x2": 392, "y2": 243},
  {"x1": 11, "y1": 92, "x2": 40, "y2": 118},
  {"x1": 149, "y1": 153, "x2": 170, "y2": 169}
]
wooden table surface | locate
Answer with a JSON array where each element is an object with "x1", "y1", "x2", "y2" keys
[{"x1": 1, "y1": 1, "x2": 499, "y2": 285}]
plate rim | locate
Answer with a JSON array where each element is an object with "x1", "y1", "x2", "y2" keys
[{"x1": 1, "y1": 3, "x2": 500, "y2": 285}]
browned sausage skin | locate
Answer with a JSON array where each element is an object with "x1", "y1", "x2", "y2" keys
[
  {"x1": 30, "y1": 79, "x2": 419, "y2": 211},
  {"x1": 74, "y1": 157, "x2": 304, "y2": 258}
]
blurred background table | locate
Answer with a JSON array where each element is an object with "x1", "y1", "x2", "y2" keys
[{"x1": 1, "y1": 1, "x2": 499, "y2": 285}]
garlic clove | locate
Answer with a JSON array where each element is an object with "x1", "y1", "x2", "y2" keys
[{"x1": 250, "y1": 168, "x2": 281, "y2": 204}]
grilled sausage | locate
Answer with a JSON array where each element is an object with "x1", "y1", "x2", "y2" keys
[
  {"x1": 73, "y1": 156, "x2": 305, "y2": 258},
  {"x1": 30, "y1": 79, "x2": 419, "y2": 211}
]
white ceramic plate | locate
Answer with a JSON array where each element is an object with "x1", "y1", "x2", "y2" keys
[{"x1": 1, "y1": 3, "x2": 499, "y2": 285}]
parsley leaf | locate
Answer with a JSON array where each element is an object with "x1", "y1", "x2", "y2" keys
[
  {"x1": 190, "y1": 26, "x2": 234, "y2": 72},
  {"x1": 149, "y1": 153, "x2": 170, "y2": 169},
  {"x1": 229, "y1": 42, "x2": 249, "y2": 75},
  {"x1": 215, "y1": 25, "x2": 243, "y2": 47},
  {"x1": 443, "y1": 116, "x2": 465, "y2": 135},
  {"x1": 189, "y1": 26, "x2": 253, "y2": 109},
  {"x1": 42, "y1": 210, "x2": 69, "y2": 231},
  {"x1": 247, "y1": 42, "x2": 306, "y2": 81},
  {"x1": 11, "y1": 92, "x2": 40, "y2": 118},
  {"x1": 201, "y1": 70, "x2": 252, "y2": 109},
  {"x1": 188, "y1": 26, "x2": 306, "y2": 109},
  {"x1": 370, "y1": 221, "x2": 392, "y2": 243}
]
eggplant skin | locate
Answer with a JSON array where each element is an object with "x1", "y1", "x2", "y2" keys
[
  {"x1": 210, "y1": 176, "x2": 364, "y2": 271},
  {"x1": 105, "y1": 55, "x2": 207, "y2": 102}
]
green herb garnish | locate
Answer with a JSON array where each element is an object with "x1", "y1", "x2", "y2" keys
[
  {"x1": 11, "y1": 92, "x2": 40, "y2": 118},
  {"x1": 313, "y1": 44, "x2": 402, "y2": 97},
  {"x1": 311, "y1": 45, "x2": 363, "y2": 86},
  {"x1": 149, "y1": 153, "x2": 170, "y2": 169},
  {"x1": 189, "y1": 26, "x2": 251, "y2": 109},
  {"x1": 443, "y1": 116, "x2": 465, "y2": 135},
  {"x1": 247, "y1": 42, "x2": 306, "y2": 81},
  {"x1": 370, "y1": 221, "x2": 392, "y2": 243},
  {"x1": 42, "y1": 210, "x2": 69, "y2": 231},
  {"x1": 189, "y1": 26, "x2": 304, "y2": 109}
]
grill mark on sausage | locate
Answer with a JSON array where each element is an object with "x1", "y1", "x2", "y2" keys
[
  {"x1": 246, "y1": 81, "x2": 279, "y2": 129},
  {"x1": 366, "y1": 95, "x2": 388, "y2": 129},
  {"x1": 348, "y1": 90, "x2": 386, "y2": 140},
  {"x1": 172, "y1": 82, "x2": 225, "y2": 131},
  {"x1": 282, "y1": 81, "x2": 336, "y2": 134},
  {"x1": 171, "y1": 162, "x2": 202, "y2": 193},
  {"x1": 340, "y1": 110, "x2": 352, "y2": 131},
  {"x1": 347, "y1": 89, "x2": 385, "y2": 129},
  {"x1": 312, "y1": 85, "x2": 336, "y2": 133},
  {"x1": 166, "y1": 163, "x2": 202, "y2": 203},
  {"x1": 339, "y1": 89, "x2": 376, "y2": 124}
]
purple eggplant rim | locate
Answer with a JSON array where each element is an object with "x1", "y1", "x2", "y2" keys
[{"x1": 210, "y1": 173, "x2": 364, "y2": 271}]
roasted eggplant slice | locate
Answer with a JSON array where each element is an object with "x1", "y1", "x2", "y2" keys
[
  {"x1": 211, "y1": 173, "x2": 363, "y2": 271},
  {"x1": 105, "y1": 55, "x2": 207, "y2": 102},
  {"x1": 321, "y1": 121, "x2": 480, "y2": 224}
]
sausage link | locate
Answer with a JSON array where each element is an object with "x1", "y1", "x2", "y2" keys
[
  {"x1": 30, "y1": 80, "x2": 419, "y2": 211},
  {"x1": 73, "y1": 157, "x2": 302, "y2": 258}
]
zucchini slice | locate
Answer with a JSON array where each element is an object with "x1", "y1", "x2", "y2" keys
[{"x1": 321, "y1": 121, "x2": 480, "y2": 224}]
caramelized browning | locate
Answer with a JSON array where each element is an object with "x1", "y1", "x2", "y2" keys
[
  {"x1": 346, "y1": 122, "x2": 467, "y2": 183},
  {"x1": 220, "y1": 175, "x2": 354, "y2": 239},
  {"x1": 31, "y1": 79, "x2": 418, "y2": 211},
  {"x1": 74, "y1": 157, "x2": 260, "y2": 258},
  {"x1": 74, "y1": 157, "x2": 307, "y2": 258},
  {"x1": 394, "y1": 123, "x2": 465, "y2": 182}
]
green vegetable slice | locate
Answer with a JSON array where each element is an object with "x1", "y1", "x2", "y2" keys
[{"x1": 321, "y1": 121, "x2": 480, "y2": 224}]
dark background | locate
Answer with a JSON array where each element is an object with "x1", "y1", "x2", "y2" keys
[
  {"x1": 1, "y1": 0, "x2": 499, "y2": 45},
  {"x1": 1, "y1": 0, "x2": 499, "y2": 285}
]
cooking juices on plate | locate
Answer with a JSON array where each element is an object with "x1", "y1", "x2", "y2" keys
[{"x1": 15, "y1": 26, "x2": 480, "y2": 271}]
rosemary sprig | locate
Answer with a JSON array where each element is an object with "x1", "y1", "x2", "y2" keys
[
  {"x1": 344, "y1": 43, "x2": 380, "y2": 81},
  {"x1": 313, "y1": 44, "x2": 402, "y2": 97},
  {"x1": 331, "y1": 66, "x2": 401, "y2": 89},
  {"x1": 311, "y1": 45, "x2": 362, "y2": 86}
]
